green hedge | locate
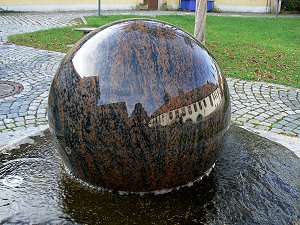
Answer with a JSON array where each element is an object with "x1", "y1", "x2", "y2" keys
[{"x1": 281, "y1": 0, "x2": 300, "y2": 12}]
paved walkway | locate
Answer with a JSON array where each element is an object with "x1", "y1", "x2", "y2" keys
[
  {"x1": 0, "y1": 11, "x2": 95, "y2": 42},
  {"x1": 0, "y1": 11, "x2": 299, "y2": 149}
]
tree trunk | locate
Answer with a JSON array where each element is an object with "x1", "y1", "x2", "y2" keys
[{"x1": 194, "y1": 0, "x2": 207, "y2": 45}]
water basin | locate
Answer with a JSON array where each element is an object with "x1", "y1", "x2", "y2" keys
[{"x1": 0, "y1": 125, "x2": 299, "y2": 224}]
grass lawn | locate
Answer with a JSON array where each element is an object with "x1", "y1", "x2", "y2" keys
[{"x1": 8, "y1": 15, "x2": 300, "y2": 88}]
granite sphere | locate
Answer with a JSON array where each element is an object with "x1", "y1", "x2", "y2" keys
[{"x1": 48, "y1": 19, "x2": 231, "y2": 193}]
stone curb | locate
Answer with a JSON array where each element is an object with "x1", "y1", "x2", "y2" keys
[{"x1": 80, "y1": 16, "x2": 88, "y2": 25}]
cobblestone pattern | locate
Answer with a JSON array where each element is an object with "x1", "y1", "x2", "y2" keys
[
  {"x1": 229, "y1": 78, "x2": 300, "y2": 137},
  {"x1": 0, "y1": 11, "x2": 299, "y2": 139},
  {"x1": 0, "y1": 11, "x2": 96, "y2": 42},
  {"x1": 0, "y1": 11, "x2": 87, "y2": 134},
  {"x1": 0, "y1": 44, "x2": 64, "y2": 132},
  {"x1": 0, "y1": 10, "x2": 197, "y2": 42}
]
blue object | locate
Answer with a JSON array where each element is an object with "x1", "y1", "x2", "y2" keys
[
  {"x1": 207, "y1": 0, "x2": 214, "y2": 11},
  {"x1": 180, "y1": 0, "x2": 214, "y2": 11},
  {"x1": 186, "y1": 0, "x2": 196, "y2": 10},
  {"x1": 180, "y1": 0, "x2": 186, "y2": 9}
]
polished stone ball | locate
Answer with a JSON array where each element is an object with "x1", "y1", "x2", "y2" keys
[{"x1": 48, "y1": 19, "x2": 231, "y2": 193}]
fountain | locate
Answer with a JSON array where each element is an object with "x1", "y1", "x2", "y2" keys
[
  {"x1": 47, "y1": 19, "x2": 231, "y2": 193},
  {"x1": 1, "y1": 126, "x2": 300, "y2": 224},
  {"x1": 1, "y1": 19, "x2": 299, "y2": 224}
]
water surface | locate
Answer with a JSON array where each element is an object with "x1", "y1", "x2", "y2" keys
[{"x1": 0, "y1": 126, "x2": 299, "y2": 224}]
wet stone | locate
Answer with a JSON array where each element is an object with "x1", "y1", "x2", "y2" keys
[{"x1": 48, "y1": 19, "x2": 231, "y2": 193}]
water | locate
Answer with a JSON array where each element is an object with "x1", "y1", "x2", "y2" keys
[{"x1": 0, "y1": 126, "x2": 299, "y2": 224}]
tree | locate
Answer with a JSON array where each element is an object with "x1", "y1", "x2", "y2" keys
[
  {"x1": 98, "y1": 0, "x2": 102, "y2": 16},
  {"x1": 194, "y1": 0, "x2": 207, "y2": 45}
]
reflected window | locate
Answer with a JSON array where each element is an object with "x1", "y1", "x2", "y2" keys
[
  {"x1": 169, "y1": 112, "x2": 173, "y2": 120},
  {"x1": 188, "y1": 106, "x2": 192, "y2": 114},
  {"x1": 186, "y1": 119, "x2": 193, "y2": 124},
  {"x1": 193, "y1": 103, "x2": 198, "y2": 112},
  {"x1": 181, "y1": 108, "x2": 186, "y2": 116},
  {"x1": 209, "y1": 95, "x2": 213, "y2": 107},
  {"x1": 198, "y1": 101, "x2": 202, "y2": 110},
  {"x1": 203, "y1": 100, "x2": 207, "y2": 108}
]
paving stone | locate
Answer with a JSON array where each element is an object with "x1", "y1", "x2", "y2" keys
[
  {"x1": 243, "y1": 123, "x2": 255, "y2": 128},
  {"x1": 272, "y1": 123, "x2": 284, "y2": 129},
  {"x1": 288, "y1": 123, "x2": 299, "y2": 129},
  {"x1": 3, "y1": 118, "x2": 14, "y2": 124},
  {"x1": 283, "y1": 131, "x2": 297, "y2": 137},
  {"x1": 256, "y1": 108, "x2": 265, "y2": 113},
  {"x1": 285, "y1": 117, "x2": 298, "y2": 123},
  {"x1": 236, "y1": 117, "x2": 250, "y2": 122},
  {"x1": 283, "y1": 126, "x2": 295, "y2": 131},
  {"x1": 232, "y1": 120, "x2": 244, "y2": 126},
  {"x1": 258, "y1": 121, "x2": 270, "y2": 126},
  {"x1": 254, "y1": 125, "x2": 271, "y2": 131},
  {"x1": 25, "y1": 115, "x2": 35, "y2": 120},
  {"x1": 278, "y1": 120, "x2": 289, "y2": 125},
  {"x1": 13, "y1": 126, "x2": 26, "y2": 131},
  {"x1": 0, "y1": 114, "x2": 7, "y2": 120},
  {"x1": 249, "y1": 111, "x2": 260, "y2": 116},
  {"x1": 287, "y1": 114, "x2": 300, "y2": 119},
  {"x1": 260, "y1": 113, "x2": 270, "y2": 118},
  {"x1": 5, "y1": 123, "x2": 15, "y2": 128},
  {"x1": 248, "y1": 119, "x2": 261, "y2": 125},
  {"x1": 37, "y1": 113, "x2": 45, "y2": 118},
  {"x1": 270, "y1": 128, "x2": 284, "y2": 134},
  {"x1": 25, "y1": 119, "x2": 36, "y2": 125},
  {"x1": 0, "y1": 125, "x2": 6, "y2": 130},
  {"x1": 294, "y1": 127, "x2": 300, "y2": 133},
  {"x1": 294, "y1": 120, "x2": 300, "y2": 125},
  {"x1": 18, "y1": 112, "x2": 27, "y2": 117},
  {"x1": 15, "y1": 121, "x2": 25, "y2": 126}
]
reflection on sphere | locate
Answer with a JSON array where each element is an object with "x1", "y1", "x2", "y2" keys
[{"x1": 48, "y1": 19, "x2": 231, "y2": 192}]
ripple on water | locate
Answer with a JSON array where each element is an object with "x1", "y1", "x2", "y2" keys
[{"x1": 0, "y1": 126, "x2": 299, "y2": 224}]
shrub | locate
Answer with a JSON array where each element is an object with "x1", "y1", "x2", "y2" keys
[{"x1": 281, "y1": 0, "x2": 300, "y2": 12}]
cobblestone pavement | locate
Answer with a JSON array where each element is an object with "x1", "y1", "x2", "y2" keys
[
  {"x1": 228, "y1": 78, "x2": 300, "y2": 137},
  {"x1": 0, "y1": 10, "x2": 196, "y2": 42},
  {"x1": 0, "y1": 11, "x2": 98, "y2": 42},
  {"x1": 0, "y1": 11, "x2": 299, "y2": 148},
  {"x1": 0, "y1": 44, "x2": 64, "y2": 133}
]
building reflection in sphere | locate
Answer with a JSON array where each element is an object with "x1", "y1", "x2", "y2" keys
[{"x1": 48, "y1": 19, "x2": 231, "y2": 193}]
